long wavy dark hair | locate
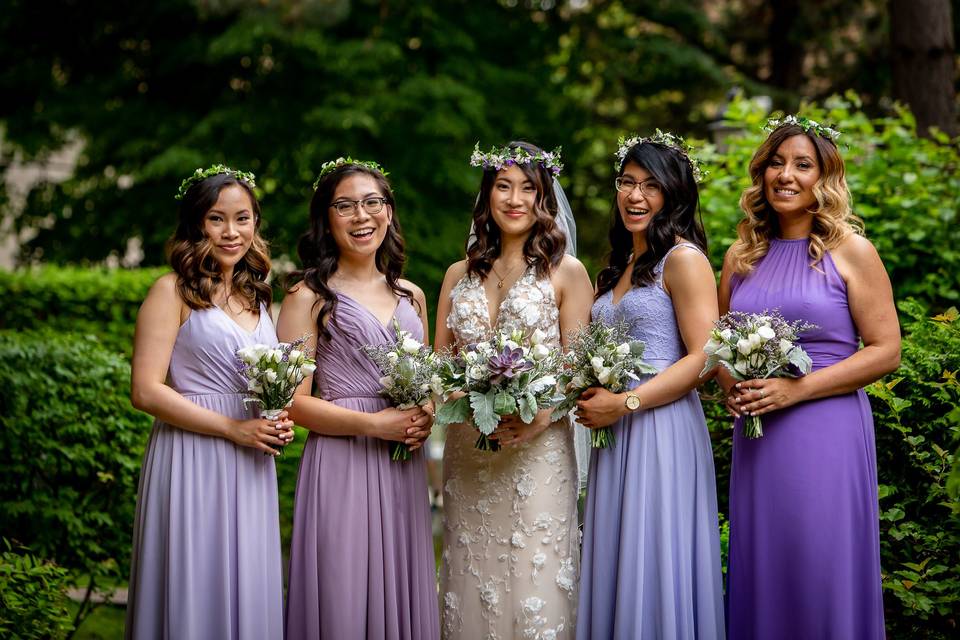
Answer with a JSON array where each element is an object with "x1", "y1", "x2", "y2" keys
[
  {"x1": 466, "y1": 141, "x2": 566, "y2": 281},
  {"x1": 288, "y1": 164, "x2": 413, "y2": 340},
  {"x1": 595, "y1": 142, "x2": 707, "y2": 298},
  {"x1": 166, "y1": 173, "x2": 272, "y2": 311}
]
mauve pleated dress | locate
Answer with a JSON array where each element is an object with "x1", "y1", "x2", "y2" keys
[
  {"x1": 125, "y1": 305, "x2": 284, "y2": 640},
  {"x1": 285, "y1": 294, "x2": 439, "y2": 640},
  {"x1": 727, "y1": 238, "x2": 885, "y2": 639}
]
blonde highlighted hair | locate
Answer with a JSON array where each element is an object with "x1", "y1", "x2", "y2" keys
[{"x1": 728, "y1": 124, "x2": 863, "y2": 274}]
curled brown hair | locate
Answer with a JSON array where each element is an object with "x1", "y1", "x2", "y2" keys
[
  {"x1": 729, "y1": 124, "x2": 863, "y2": 274},
  {"x1": 166, "y1": 173, "x2": 272, "y2": 311},
  {"x1": 466, "y1": 141, "x2": 566, "y2": 280},
  {"x1": 287, "y1": 164, "x2": 414, "y2": 340}
]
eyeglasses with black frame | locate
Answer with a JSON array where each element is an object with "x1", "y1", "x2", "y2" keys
[
  {"x1": 329, "y1": 197, "x2": 388, "y2": 217},
  {"x1": 614, "y1": 176, "x2": 662, "y2": 198}
]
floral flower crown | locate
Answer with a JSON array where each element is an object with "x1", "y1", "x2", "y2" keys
[
  {"x1": 615, "y1": 129, "x2": 707, "y2": 183},
  {"x1": 313, "y1": 156, "x2": 389, "y2": 190},
  {"x1": 764, "y1": 114, "x2": 841, "y2": 142},
  {"x1": 469, "y1": 143, "x2": 563, "y2": 176},
  {"x1": 175, "y1": 164, "x2": 256, "y2": 200}
]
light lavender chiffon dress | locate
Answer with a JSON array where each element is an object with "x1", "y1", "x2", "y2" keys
[
  {"x1": 576, "y1": 243, "x2": 725, "y2": 640},
  {"x1": 125, "y1": 305, "x2": 284, "y2": 640},
  {"x1": 285, "y1": 294, "x2": 439, "y2": 640}
]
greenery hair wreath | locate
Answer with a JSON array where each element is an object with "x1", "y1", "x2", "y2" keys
[
  {"x1": 175, "y1": 164, "x2": 256, "y2": 201},
  {"x1": 615, "y1": 129, "x2": 707, "y2": 183},
  {"x1": 469, "y1": 142, "x2": 564, "y2": 176},
  {"x1": 764, "y1": 114, "x2": 841, "y2": 142},
  {"x1": 313, "y1": 157, "x2": 389, "y2": 190}
]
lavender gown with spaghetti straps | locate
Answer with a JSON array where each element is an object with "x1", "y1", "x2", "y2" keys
[
  {"x1": 576, "y1": 243, "x2": 725, "y2": 640},
  {"x1": 125, "y1": 304, "x2": 284, "y2": 640},
  {"x1": 284, "y1": 294, "x2": 440, "y2": 640},
  {"x1": 726, "y1": 238, "x2": 885, "y2": 639}
]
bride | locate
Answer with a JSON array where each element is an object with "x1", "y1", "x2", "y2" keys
[{"x1": 434, "y1": 141, "x2": 593, "y2": 640}]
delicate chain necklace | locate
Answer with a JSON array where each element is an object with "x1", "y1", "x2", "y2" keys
[{"x1": 490, "y1": 259, "x2": 525, "y2": 289}]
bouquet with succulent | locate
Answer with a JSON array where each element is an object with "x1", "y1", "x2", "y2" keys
[
  {"x1": 236, "y1": 337, "x2": 316, "y2": 450},
  {"x1": 701, "y1": 310, "x2": 816, "y2": 438},
  {"x1": 433, "y1": 329, "x2": 561, "y2": 451},
  {"x1": 362, "y1": 320, "x2": 436, "y2": 461},
  {"x1": 552, "y1": 319, "x2": 658, "y2": 448}
]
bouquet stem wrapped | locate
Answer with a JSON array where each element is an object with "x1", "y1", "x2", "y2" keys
[
  {"x1": 553, "y1": 319, "x2": 657, "y2": 448},
  {"x1": 701, "y1": 310, "x2": 815, "y2": 438}
]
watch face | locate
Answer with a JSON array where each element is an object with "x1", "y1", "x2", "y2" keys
[{"x1": 626, "y1": 395, "x2": 640, "y2": 410}]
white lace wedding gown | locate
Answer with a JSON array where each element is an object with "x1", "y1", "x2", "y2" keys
[{"x1": 440, "y1": 265, "x2": 579, "y2": 640}]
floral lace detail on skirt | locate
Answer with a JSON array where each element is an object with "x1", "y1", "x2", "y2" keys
[{"x1": 441, "y1": 266, "x2": 578, "y2": 640}]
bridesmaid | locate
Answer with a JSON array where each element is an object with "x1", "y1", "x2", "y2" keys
[
  {"x1": 126, "y1": 166, "x2": 293, "y2": 639},
  {"x1": 575, "y1": 134, "x2": 725, "y2": 639},
  {"x1": 435, "y1": 141, "x2": 594, "y2": 640},
  {"x1": 279, "y1": 158, "x2": 439, "y2": 640},
  {"x1": 719, "y1": 117, "x2": 900, "y2": 638}
]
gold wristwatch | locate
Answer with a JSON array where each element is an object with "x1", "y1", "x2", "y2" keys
[{"x1": 624, "y1": 393, "x2": 641, "y2": 411}]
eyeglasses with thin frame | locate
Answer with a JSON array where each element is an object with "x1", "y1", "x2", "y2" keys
[
  {"x1": 329, "y1": 197, "x2": 388, "y2": 217},
  {"x1": 615, "y1": 176, "x2": 662, "y2": 198}
]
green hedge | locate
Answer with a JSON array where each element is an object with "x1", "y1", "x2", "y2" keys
[
  {"x1": 0, "y1": 330, "x2": 152, "y2": 629},
  {"x1": 0, "y1": 539, "x2": 74, "y2": 640},
  {"x1": 0, "y1": 267, "x2": 166, "y2": 355}
]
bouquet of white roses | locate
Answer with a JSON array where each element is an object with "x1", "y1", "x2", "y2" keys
[
  {"x1": 433, "y1": 328, "x2": 561, "y2": 452},
  {"x1": 552, "y1": 319, "x2": 658, "y2": 448},
  {"x1": 701, "y1": 310, "x2": 816, "y2": 438},
  {"x1": 362, "y1": 319, "x2": 436, "y2": 461},
  {"x1": 236, "y1": 336, "x2": 317, "y2": 441}
]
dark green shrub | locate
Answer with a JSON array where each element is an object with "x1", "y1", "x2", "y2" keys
[
  {"x1": 0, "y1": 539, "x2": 74, "y2": 640},
  {"x1": 0, "y1": 267, "x2": 166, "y2": 355},
  {"x1": 865, "y1": 300, "x2": 960, "y2": 637},
  {"x1": 0, "y1": 330, "x2": 152, "y2": 630}
]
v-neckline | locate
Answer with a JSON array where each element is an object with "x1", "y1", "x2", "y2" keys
[
  {"x1": 335, "y1": 290, "x2": 403, "y2": 330},
  {"x1": 478, "y1": 264, "x2": 530, "y2": 330},
  {"x1": 214, "y1": 304, "x2": 262, "y2": 335}
]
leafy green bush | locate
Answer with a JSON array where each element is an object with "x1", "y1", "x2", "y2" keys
[
  {"x1": 865, "y1": 300, "x2": 960, "y2": 637},
  {"x1": 0, "y1": 330, "x2": 152, "y2": 630},
  {"x1": 0, "y1": 267, "x2": 166, "y2": 355},
  {"x1": 0, "y1": 539, "x2": 74, "y2": 640},
  {"x1": 698, "y1": 92, "x2": 960, "y2": 313}
]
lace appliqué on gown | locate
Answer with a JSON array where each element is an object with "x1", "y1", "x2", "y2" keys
[{"x1": 440, "y1": 267, "x2": 579, "y2": 640}]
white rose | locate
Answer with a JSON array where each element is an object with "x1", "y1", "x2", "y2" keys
[
  {"x1": 737, "y1": 338, "x2": 752, "y2": 355},
  {"x1": 719, "y1": 328, "x2": 733, "y2": 340},
  {"x1": 464, "y1": 351, "x2": 478, "y2": 364},
  {"x1": 247, "y1": 379, "x2": 263, "y2": 393},
  {"x1": 757, "y1": 325, "x2": 775, "y2": 341},
  {"x1": 265, "y1": 369, "x2": 278, "y2": 384},
  {"x1": 468, "y1": 365, "x2": 486, "y2": 380},
  {"x1": 531, "y1": 344, "x2": 550, "y2": 361},
  {"x1": 288, "y1": 349, "x2": 303, "y2": 364},
  {"x1": 379, "y1": 375, "x2": 395, "y2": 388},
  {"x1": 300, "y1": 363, "x2": 316, "y2": 377},
  {"x1": 430, "y1": 374, "x2": 444, "y2": 396},
  {"x1": 401, "y1": 337, "x2": 422, "y2": 355},
  {"x1": 597, "y1": 367, "x2": 612, "y2": 385},
  {"x1": 530, "y1": 328, "x2": 547, "y2": 346},
  {"x1": 269, "y1": 349, "x2": 283, "y2": 363},
  {"x1": 716, "y1": 345, "x2": 734, "y2": 361},
  {"x1": 779, "y1": 338, "x2": 794, "y2": 355},
  {"x1": 616, "y1": 343, "x2": 631, "y2": 356},
  {"x1": 590, "y1": 356, "x2": 605, "y2": 370},
  {"x1": 733, "y1": 359, "x2": 749, "y2": 375},
  {"x1": 386, "y1": 351, "x2": 399, "y2": 364},
  {"x1": 748, "y1": 333, "x2": 762, "y2": 349}
]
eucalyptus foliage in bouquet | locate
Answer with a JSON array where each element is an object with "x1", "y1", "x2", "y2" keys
[
  {"x1": 433, "y1": 329, "x2": 561, "y2": 452},
  {"x1": 553, "y1": 319, "x2": 658, "y2": 448},
  {"x1": 701, "y1": 310, "x2": 816, "y2": 438},
  {"x1": 362, "y1": 320, "x2": 436, "y2": 462},
  {"x1": 236, "y1": 336, "x2": 317, "y2": 426}
]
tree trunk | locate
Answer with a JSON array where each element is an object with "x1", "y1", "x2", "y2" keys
[
  {"x1": 889, "y1": 0, "x2": 957, "y2": 137},
  {"x1": 768, "y1": 0, "x2": 805, "y2": 92}
]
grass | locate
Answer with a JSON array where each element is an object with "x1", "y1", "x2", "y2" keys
[{"x1": 67, "y1": 602, "x2": 125, "y2": 639}]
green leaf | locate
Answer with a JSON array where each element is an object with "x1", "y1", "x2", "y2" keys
[
  {"x1": 518, "y1": 392, "x2": 538, "y2": 423},
  {"x1": 435, "y1": 395, "x2": 470, "y2": 427},
  {"x1": 470, "y1": 390, "x2": 499, "y2": 436}
]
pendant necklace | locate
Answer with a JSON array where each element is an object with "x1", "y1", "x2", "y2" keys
[{"x1": 490, "y1": 260, "x2": 524, "y2": 289}]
